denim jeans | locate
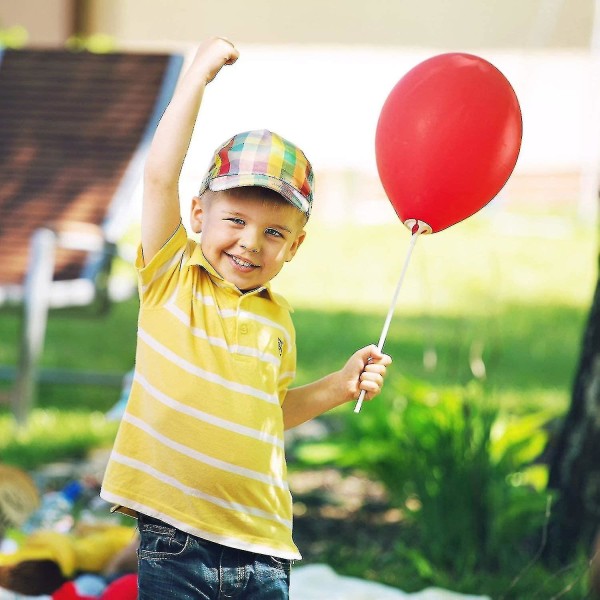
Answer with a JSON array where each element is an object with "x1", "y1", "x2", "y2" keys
[{"x1": 137, "y1": 514, "x2": 291, "y2": 599}]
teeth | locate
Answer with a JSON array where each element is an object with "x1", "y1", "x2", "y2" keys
[{"x1": 231, "y1": 255, "x2": 256, "y2": 268}]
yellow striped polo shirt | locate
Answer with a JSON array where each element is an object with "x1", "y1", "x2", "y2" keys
[{"x1": 101, "y1": 223, "x2": 300, "y2": 559}]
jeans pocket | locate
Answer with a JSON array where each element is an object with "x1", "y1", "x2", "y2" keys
[
  {"x1": 138, "y1": 516, "x2": 189, "y2": 560},
  {"x1": 265, "y1": 555, "x2": 293, "y2": 575}
]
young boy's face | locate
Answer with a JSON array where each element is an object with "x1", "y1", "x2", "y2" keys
[{"x1": 190, "y1": 188, "x2": 307, "y2": 292}]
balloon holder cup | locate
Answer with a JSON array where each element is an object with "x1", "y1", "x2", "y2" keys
[{"x1": 404, "y1": 219, "x2": 432, "y2": 236}]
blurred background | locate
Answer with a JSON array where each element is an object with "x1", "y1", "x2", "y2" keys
[
  {"x1": 1, "y1": 1, "x2": 600, "y2": 598},
  {"x1": 3, "y1": 0, "x2": 599, "y2": 225}
]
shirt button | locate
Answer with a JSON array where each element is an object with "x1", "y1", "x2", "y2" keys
[{"x1": 240, "y1": 324, "x2": 249, "y2": 334}]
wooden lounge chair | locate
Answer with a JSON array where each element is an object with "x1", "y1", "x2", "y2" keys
[{"x1": 0, "y1": 48, "x2": 184, "y2": 421}]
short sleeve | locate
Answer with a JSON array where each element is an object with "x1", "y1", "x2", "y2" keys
[{"x1": 136, "y1": 223, "x2": 189, "y2": 307}]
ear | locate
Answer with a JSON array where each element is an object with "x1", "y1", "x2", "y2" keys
[
  {"x1": 285, "y1": 230, "x2": 307, "y2": 262},
  {"x1": 190, "y1": 196, "x2": 204, "y2": 233}
]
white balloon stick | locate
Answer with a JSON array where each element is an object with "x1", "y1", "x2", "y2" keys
[{"x1": 354, "y1": 220, "x2": 431, "y2": 413}]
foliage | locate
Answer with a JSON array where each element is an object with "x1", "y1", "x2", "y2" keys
[
  {"x1": 0, "y1": 25, "x2": 28, "y2": 48},
  {"x1": 0, "y1": 409, "x2": 118, "y2": 470},
  {"x1": 0, "y1": 24, "x2": 115, "y2": 53},
  {"x1": 295, "y1": 378, "x2": 562, "y2": 583},
  {"x1": 65, "y1": 34, "x2": 116, "y2": 53}
]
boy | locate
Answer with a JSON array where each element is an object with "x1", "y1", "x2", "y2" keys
[{"x1": 101, "y1": 37, "x2": 391, "y2": 599}]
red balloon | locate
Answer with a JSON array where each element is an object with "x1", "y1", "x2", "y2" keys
[{"x1": 375, "y1": 53, "x2": 522, "y2": 234}]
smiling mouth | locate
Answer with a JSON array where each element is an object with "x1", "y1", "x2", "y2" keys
[{"x1": 227, "y1": 253, "x2": 259, "y2": 270}]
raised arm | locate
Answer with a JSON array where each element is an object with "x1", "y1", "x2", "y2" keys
[{"x1": 141, "y1": 37, "x2": 239, "y2": 263}]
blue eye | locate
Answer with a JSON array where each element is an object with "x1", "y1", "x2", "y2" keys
[
  {"x1": 265, "y1": 228, "x2": 283, "y2": 238},
  {"x1": 227, "y1": 218, "x2": 245, "y2": 225}
]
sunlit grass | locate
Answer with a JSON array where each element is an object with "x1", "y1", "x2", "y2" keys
[
  {"x1": 0, "y1": 409, "x2": 118, "y2": 469},
  {"x1": 277, "y1": 210, "x2": 597, "y2": 314}
]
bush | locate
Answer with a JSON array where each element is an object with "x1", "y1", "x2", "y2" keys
[{"x1": 296, "y1": 378, "x2": 558, "y2": 580}]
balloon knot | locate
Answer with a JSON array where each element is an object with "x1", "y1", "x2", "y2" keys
[{"x1": 404, "y1": 219, "x2": 433, "y2": 235}]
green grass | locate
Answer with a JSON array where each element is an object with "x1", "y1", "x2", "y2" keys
[
  {"x1": 278, "y1": 210, "x2": 597, "y2": 314},
  {"x1": 0, "y1": 409, "x2": 118, "y2": 470}
]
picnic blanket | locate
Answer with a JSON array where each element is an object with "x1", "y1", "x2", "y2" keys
[{"x1": 290, "y1": 565, "x2": 491, "y2": 600}]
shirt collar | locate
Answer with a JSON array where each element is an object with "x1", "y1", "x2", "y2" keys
[{"x1": 184, "y1": 242, "x2": 292, "y2": 310}]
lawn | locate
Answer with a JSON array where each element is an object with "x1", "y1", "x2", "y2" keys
[{"x1": 0, "y1": 203, "x2": 597, "y2": 597}]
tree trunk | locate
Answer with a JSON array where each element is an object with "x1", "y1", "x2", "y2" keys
[{"x1": 546, "y1": 256, "x2": 600, "y2": 562}]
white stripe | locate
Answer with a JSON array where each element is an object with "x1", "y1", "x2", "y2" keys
[
  {"x1": 123, "y1": 412, "x2": 288, "y2": 489},
  {"x1": 239, "y1": 309, "x2": 292, "y2": 347},
  {"x1": 140, "y1": 249, "x2": 185, "y2": 293},
  {"x1": 166, "y1": 300, "x2": 228, "y2": 350},
  {"x1": 192, "y1": 291, "x2": 292, "y2": 348},
  {"x1": 195, "y1": 293, "x2": 216, "y2": 306},
  {"x1": 99, "y1": 491, "x2": 300, "y2": 559},
  {"x1": 278, "y1": 371, "x2": 296, "y2": 383},
  {"x1": 108, "y1": 452, "x2": 292, "y2": 528},
  {"x1": 135, "y1": 372, "x2": 284, "y2": 449},
  {"x1": 138, "y1": 328, "x2": 279, "y2": 405},
  {"x1": 165, "y1": 300, "x2": 281, "y2": 367}
]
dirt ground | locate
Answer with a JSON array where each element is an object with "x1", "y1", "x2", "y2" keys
[{"x1": 289, "y1": 468, "x2": 406, "y2": 566}]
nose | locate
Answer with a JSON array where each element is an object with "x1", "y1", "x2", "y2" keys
[{"x1": 239, "y1": 229, "x2": 260, "y2": 253}]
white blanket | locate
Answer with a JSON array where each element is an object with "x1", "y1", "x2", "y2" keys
[{"x1": 290, "y1": 565, "x2": 490, "y2": 600}]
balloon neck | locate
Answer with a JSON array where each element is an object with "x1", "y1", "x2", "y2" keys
[{"x1": 404, "y1": 219, "x2": 433, "y2": 235}]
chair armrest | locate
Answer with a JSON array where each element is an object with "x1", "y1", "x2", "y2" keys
[{"x1": 49, "y1": 221, "x2": 106, "y2": 253}]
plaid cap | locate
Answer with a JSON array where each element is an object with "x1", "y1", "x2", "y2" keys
[{"x1": 198, "y1": 129, "x2": 314, "y2": 218}]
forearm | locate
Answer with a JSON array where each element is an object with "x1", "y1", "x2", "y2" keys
[
  {"x1": 145, "y1": 37, "x2": 237, "y2": 189},
  {"x1": 282, "y1": 345, "x2": 392, "y2": 430},
  {"x1": 283, "y1": 372, "x2": 353, "y2": 431},
  {"x1": 141, "y1": 74, "x2": 206, "y2": 258},
  {"x1": 143, "y1": 67, "x2": 208, "y2": 194},
  {"x1": 141, "y1": 37, "x2": 238, "y2": 261}
]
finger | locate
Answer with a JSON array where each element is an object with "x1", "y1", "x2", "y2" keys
[
  {"x1": 360, "y1": 345, "x2": 391, "y2": 365},
  {"x1": 215, "y1": 37, "x2": 239, "y2": 64},
  {"x1": 358, "y1": 378, "x2": 382, "y2": 400},
  {"x1": 360, "y1": 371, "x2": 384, "y2": 386},
  {"x1": 216, "y1": 36, "x2": 234, "y2": 46},
  {"x1": 354, "y1": 345, "x2": 375, "y2": 366},
  {"x1": 370, "y1": 353, "x2": 392, "y2": 367},
  {"x1": 363, "y1": 363, "x2": 387, "y2": 375}
]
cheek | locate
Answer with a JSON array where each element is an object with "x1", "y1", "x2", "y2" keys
[
  {"x1": 262, "y1": 242, "x2": 288, "y2": 265},
  {"x1": 203, "y1": 224, "x2": 230, "y2": 246},
  {"x1": 277, "y1": 243, "x2": 297, "y2": 264}
]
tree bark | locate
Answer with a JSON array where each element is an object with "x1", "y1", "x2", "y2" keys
[{"x1": 546, "y1": 256, "x2": 600, "y2": 562}]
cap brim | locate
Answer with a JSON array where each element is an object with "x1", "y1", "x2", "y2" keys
[{"x1": 208, "y1": 174, "x2": 311, "y2": 216}]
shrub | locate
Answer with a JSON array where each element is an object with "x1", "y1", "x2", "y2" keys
[{"x1": 296, "y1": 378, "x2": 555, "y2": 576}]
